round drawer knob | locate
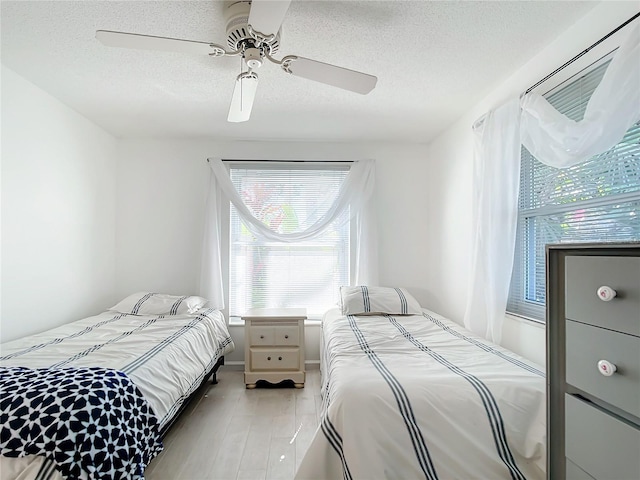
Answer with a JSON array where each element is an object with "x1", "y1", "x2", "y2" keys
[
  {"x1": 284, "y1": 335, "x2": 289, "y2": 339},
  {"x1": 278, "y1": 356, "x2": 283, "y2": 361},
  {"x1": 597, "y1": 286, "x2": 616, "y2": 302},
  {"x1": 267, "y1": 356, "x2": 271, "y2": 361},
  {"x1": 260, "y1": 335, "x2": 265, "y2": 339},
  {"x1": 597, "y1": 359, "x2": 617, "y2": 376}
]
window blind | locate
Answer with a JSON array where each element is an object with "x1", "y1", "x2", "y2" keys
[
  {"x1": 228, "y1": 163, "x2": 351, "y2": 318},
  {"x1": 508, "y1": 60, "x2": 640, "y2": 320}
]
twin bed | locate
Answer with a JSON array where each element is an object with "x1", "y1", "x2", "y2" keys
[
  {"x1": 0, "y1": 292, "x2": 234, "y2": 480},
  {"x1": 1, "y1": 287, "x2": 546, "y2": 480},
  {"x1": 296, "y1": 287, "x2": 546, "y2": 480}
]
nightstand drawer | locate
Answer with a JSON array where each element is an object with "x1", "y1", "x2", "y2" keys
[
  {"x1": 250, "y1": 327, "x2": 275, "y2": 346},
  {"x1": 249, "y1": 325, "x2": 299, "y2": 346},
  {"x1": 566, "y1": 320, "x2": 640, "y2": 417},
  {"x1": 565, "y1": 256, "x2": 640, "y2": 337},
  {"x1": 565, "y1": 394, "x2": 640, "y2": 480},
  {"x1": 274, "y1": 326, "x2": 299, "y2": 346},
  {"x1": 250, "y1": 348, "x2": 300, "y2": 370}
]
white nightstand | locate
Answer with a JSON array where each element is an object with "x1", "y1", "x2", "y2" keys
[{"x1": 242, "y1": 308, "x2": 307, "y2": 389}]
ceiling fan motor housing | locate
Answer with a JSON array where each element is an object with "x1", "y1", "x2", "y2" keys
[{"x1": 224, "y1": 1, "x2": 281, "y2": 54}]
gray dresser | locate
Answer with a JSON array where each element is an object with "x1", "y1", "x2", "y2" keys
[{"x1": 547, "y1": 243, "x2": 640, "y2": 480}]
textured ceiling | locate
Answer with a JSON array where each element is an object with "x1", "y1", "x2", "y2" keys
[{"x1": 1, "y1": 0, "x2": 601, "y2": 143}]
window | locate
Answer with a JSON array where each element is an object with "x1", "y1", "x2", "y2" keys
[
  {"x1": 227, "y1": 162, "x2": 351, "y2": 318},
  {"x1": 508, "y1": 58, "x2": 640, "y2": 321}
]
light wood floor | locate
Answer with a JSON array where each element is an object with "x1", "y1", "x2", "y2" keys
[{"x1": 145, "y1": 368, "x2": 322, "y2": 480}]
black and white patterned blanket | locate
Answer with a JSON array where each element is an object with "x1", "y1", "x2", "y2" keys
[{"x1": 0, "y1": 366, "x2": 163, "y2": 479}]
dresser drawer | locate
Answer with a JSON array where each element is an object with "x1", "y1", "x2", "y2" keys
[
  {"x1": 565, "y1": 256, "x2": 640, "y2": 337},
  {"x1": 566, "y1": 320, "x2": 640, "y2": 417},
  {"x1": 250, "y1": 348, "x2": 300, "y2": 371},
  {"x1": 566, "y1": 459, "x2": 595, "y2": 480},
  {"x1": 565, "y1": 394, "x2": 640, "y2": 480}
]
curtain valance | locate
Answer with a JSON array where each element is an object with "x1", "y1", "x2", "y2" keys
[{"x1": 207, "y1": 158, "x2": 375, "y2": 242}]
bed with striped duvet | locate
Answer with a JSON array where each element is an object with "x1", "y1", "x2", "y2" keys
[
  {"x1": 0, "y1": 307, "x2": 234, "y2": 480},
  {"x1": 295, "y1": 308, "x2": 545, "y2": 480}
]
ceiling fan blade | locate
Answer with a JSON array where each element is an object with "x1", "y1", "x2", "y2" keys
[
  {"x1": 96, "y1": 30, "x2": 227, "y2": 56},
  {"x1": 228, "y1": 72, "x2": 259, "y2": 123},
  {"x1": 283, "y1": 57, "x2": 377, "y2": 94},
  {"x1": 248, "y1": 0, "x2": 292, "y2": 35}
]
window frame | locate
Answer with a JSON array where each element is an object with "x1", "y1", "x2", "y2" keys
[
  {"x1": 221, "y1": 160, "x2": 357, "y2": 323},
  {"x1": 507, "y1": 26, "x2": 639, "y2": 322}
]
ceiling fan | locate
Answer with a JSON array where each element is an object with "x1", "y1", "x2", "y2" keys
[{"x1": 96, "y1": 0, "x2": 378, "y2": 123}]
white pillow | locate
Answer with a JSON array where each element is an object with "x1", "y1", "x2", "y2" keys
[
  {"x1": 109, "y1": 292, "x2": 209, "y2": 316},
  {"x1": 340, "y1": 286, "x2": 422, "y2": 315}
]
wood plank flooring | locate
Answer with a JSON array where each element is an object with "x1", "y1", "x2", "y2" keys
[{"x1": 145, "y1": 369, "x2": 322, "y2": 480}]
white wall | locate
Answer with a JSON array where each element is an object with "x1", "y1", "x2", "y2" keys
[
  {"x1": 115, "y1": 139, "x2": 431, "y2": 362},
  {"x1": 1, "y1": 65, "x2": 118, "y2": 342},
  {"x1": 425, "y1": 2, "x2": 638, "y2": 366}
]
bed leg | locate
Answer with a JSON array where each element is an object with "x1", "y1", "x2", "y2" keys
[{"x1": 211, "y1": 372, "x2": 218, "y2": 384}]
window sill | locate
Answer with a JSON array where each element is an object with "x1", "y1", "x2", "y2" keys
[
  {"x1": 505, "y1": 312, "x2": 545, "y2": 328},
  {"x1": 228, "y1": 316, "x2": 322, "y2": 327}
]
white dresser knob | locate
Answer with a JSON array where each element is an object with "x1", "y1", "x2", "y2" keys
[
  {"x1": 596, "y1": 286, "x2": 616, "y2": 302},
  {"x1": 597, "y1": 360, "x2": 617, "y2": 376}
]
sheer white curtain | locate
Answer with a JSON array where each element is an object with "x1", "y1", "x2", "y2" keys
[
  {"x1": 199, "y1": 170, "x2": 225, "y2": 309},
  {"x1": 199, "y1": 159, "x2": 378, "y2": 308},
  {"x1": 464, "y1": 21, "x2": 639, "y2": 343},
  {"x1": 464, "y1": 99, "x2": 522, "y2": 342}
]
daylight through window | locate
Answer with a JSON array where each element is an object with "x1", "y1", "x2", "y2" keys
[{"x1": 228, "y1": 163, "x2": 351, "y2": 318}]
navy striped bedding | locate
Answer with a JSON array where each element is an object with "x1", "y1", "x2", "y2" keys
[{"x1": 296, "y1": 308, "x2": 545, "y2": 480}]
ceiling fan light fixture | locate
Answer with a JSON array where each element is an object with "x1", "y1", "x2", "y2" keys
[{"x1": 243, "y1": 47, "x2": 263, "y2": 69}]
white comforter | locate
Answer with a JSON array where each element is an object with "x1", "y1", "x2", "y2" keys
[
  {"x1": 0, "y1": 307, "x2": 234, "y2": 480},
  {"x1": 296, "y1": 308, "x2": 546, "y2": 480}
]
